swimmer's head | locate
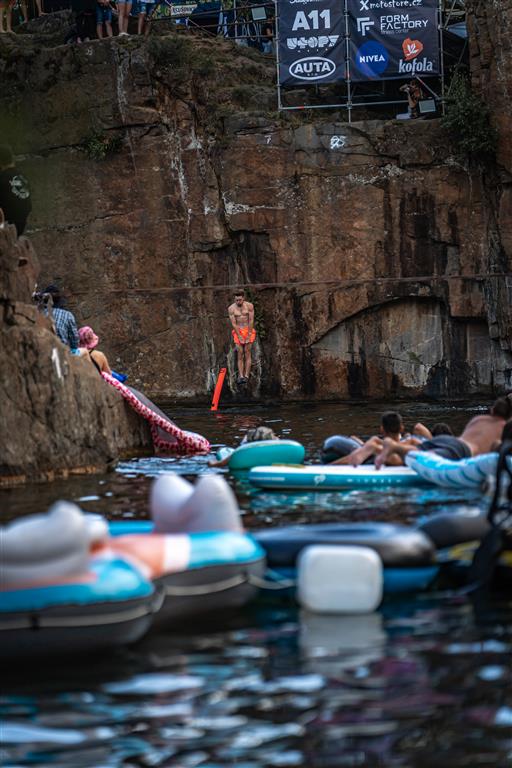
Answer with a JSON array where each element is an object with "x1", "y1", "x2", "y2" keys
[
  {"x1": 431, "y1": 422, "x2": 454, "y2": 437},
  {"x1": 491, "y1": 395, "x2": 512, "y2": 421},
  {"x1": 380, "y1": 411, "x2": 403, "y2": 436},
  {"x1": 243, "y1": 426, "x2": 278, "y2": 444},
  {"x1": 234, "y1": 289, "x2": 245, "y2": 306}
]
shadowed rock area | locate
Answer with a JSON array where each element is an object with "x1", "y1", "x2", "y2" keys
[
  {"x1": 0, "y1": 2, "x2": 511, "y2": 402},
  {"x1": 0, "y1": 224, "x2": 151, "y2": 485}
]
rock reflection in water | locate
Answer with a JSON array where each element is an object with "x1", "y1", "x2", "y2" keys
[{"x1": 2, "y1": 599, "x2": 512, "y2": 767}]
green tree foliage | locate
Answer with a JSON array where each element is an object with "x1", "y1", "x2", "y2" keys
[
  {"x1": 81, "y1": 133, "x2": 123, "y2": 161},
  {"x1": 442, "y1": 72, "x2": 498, "y2": 162}
]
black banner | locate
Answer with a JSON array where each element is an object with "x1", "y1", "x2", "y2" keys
[
  {"x1": 277, "y1": 0, "x2": 346, "y2": 87},
  {"x1": 347, "y1": 0, "x2": 440, "y2": 82}
]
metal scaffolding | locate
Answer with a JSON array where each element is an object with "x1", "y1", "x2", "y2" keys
[{"x1": 277, "y1": 0, "x2": 467, "y2": 119}]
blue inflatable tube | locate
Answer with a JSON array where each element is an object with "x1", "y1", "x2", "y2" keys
[
  {"x1": 0, "y1": 555, "x2": 156, "y2": 658},
  {"x1": 107, "y1": 524, "x2": 266, "y2": 622}
]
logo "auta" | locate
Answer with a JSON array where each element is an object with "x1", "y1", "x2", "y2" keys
[{"x1": 289, "y1": 56, "x2": 336, "y2": 79}]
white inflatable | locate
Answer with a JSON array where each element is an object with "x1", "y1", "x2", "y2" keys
[
  {"x1": 1, "y1": 502, "x2": 97, "y2": 586},
  {"x1": 151, "y1": 473, "x2": 243, "y2": 534},
  {"x1": 297, "y1": 545, "x2": 383, "y2": 614},
  {"x1": 405, "y1": 450, "x2": 499, "y2": 489}
]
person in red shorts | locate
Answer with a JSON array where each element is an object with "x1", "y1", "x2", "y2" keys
[{"x1": 228, "y1": 289, "x2": 256, "y2": 385}]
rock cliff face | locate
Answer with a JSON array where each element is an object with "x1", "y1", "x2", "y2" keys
[
  {"x1": 0, "y1": 223, "x2": 151, "y2": 485},
  {"x1": 0, "y1": 6, "x2": 510, "y2": 402}
]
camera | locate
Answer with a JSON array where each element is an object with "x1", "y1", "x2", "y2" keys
[{"x1": 32, "y1": 291, "x2": 52, "y2": 307}]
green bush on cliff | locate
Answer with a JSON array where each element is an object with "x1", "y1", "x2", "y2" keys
[
  {"x1": 148, "y1": 35, "x2": 192, "y2": 77},
  {"x1": 81, "y1": 132, "x2": 123, "y2": 161},
  {"x1": 442, "y1": 72, "x2": 498, "y2": 162}
]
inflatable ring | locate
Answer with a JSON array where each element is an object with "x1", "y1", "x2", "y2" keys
[
  {"x1": 419, "y1": 508, "x2": 491, "y2": 550},
  {"x1": 109, "y1": 529, "x2": 266, "y2": 622},
  {"x1": 321, "y1": 435, "x2": 365, "y2": 464},
  {"x1": 254, "y1": 523, "x2": 437, "y2": 594},
  {"x1": 225, "y1": 440, "x2": 305, "y2": 471},
  {"x1": 0, "y1": 554, "x2": 156, "y2": 658}
]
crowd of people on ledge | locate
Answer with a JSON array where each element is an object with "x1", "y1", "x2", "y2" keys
[
  {"x1": 0, "y1": 0, "x2": 276, "y2": 45},
  {"x1": 0, "y1": 0, "x2": 164, "y2": 38}
]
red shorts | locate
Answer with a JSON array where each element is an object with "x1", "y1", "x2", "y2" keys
[{"x1": 232, "y1": 327, "x2": 256, "y2": 345}]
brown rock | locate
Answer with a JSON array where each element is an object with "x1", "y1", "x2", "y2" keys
[
  {"x1": 0, "y1": 224, "x2": 151, "y2": 485},
  {"x1": 0, "y1": 20, "x2": 510, "y2": 403}
]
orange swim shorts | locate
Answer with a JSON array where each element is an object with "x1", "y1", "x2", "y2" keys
[{"x1": 232, "y1": 327, "x2": 256, "y2": 345}]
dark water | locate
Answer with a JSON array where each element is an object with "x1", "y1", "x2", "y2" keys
[{"x1": 2, "y1": 401, "x2": 512, "y2": 767}]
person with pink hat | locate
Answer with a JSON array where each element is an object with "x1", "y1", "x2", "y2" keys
[{"x1": 78, "y1": 326, "x2": 112, "y2": 375}]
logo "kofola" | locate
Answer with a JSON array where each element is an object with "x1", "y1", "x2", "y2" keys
[
  {"x1": 289, "y1": 56, "x2": 336, "y2": 80},
  {"x1": 399, "y1": 56, "x2": 434, "y2": 74}
]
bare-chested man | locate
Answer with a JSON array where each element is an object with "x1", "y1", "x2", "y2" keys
[
  {"x1": 228, "y1": 289, "x2": 256, "y2": 384},
  {"x1": 374, "y1": 395, "x2": 512, "y2": 469}
]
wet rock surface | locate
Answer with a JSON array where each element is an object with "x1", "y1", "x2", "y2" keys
[
  {"x1": 0, "y1": 224, "x2": 151, "y2": 485},
  {"x1": 0, "y1": 7, "x2": 511, "y2": 401}
]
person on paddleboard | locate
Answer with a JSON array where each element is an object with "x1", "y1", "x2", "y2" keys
[{"x1": 228, "y1": 289, "x2": 256, "y2": 385}]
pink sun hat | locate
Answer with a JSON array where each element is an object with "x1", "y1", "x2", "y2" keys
[{"x1": 78, "y1": 326, "x2": 99, "y2": 350}]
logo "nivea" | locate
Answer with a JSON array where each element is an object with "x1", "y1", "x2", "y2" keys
[
  {"x1": 355, "y1": 41, "x2": 389, "y2": 78},
  {"x1": 289, "y1": 56, "x2": 336, "y2": 80}
]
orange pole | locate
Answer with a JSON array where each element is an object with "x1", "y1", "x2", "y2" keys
[{"x1": 210, "y1": 367, "x2": 227, "y2": 411}]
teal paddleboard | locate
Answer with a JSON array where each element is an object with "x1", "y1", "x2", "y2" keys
[{"x1": 248, "y1": 464, "x2": 425, "y2": 490}]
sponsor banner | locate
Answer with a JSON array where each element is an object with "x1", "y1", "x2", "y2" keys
[
  {"x1": 278, "y1": 0, "x2": 346, "y2": 86},
  {"x1": 347, "y1": 0, "x2": 440, "y2": 82},
  {"x1": 171, "y1": 3, "x2": 197, "y2": 16}
]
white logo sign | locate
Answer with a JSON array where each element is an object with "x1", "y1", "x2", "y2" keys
[
  {"x1": 398, "y1": 56, "x2": 434, "y2": 73},
  {"x1": 381, "y1": 14, "x2": 429, "y2": 33},
  {"x1": 287, "y1": 35, "x2": 339, "y2": 50},
  {"x1": 359, "y1": 0, "x2": 369, "y2": 9},
  {"x1": 289, "y1": 56, "x2": 336, "y2": 80},
  {"x1": 330, "y1": 135, "x2": 347, "y2": 149},
  {"x1": 357, "y1": 16, "x2": 375, "y2": 36}
]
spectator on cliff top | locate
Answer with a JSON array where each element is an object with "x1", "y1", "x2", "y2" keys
[
  {"x1": 78, "y1": 326, "x2": 112, "y2": 375},
  {"x1": 0, "y1": 0, "x2": 16, "y2": 33},
  {"x1": 42, "y1": 285, "x2": 80, "y2": 351},
  {"x1": 0, "y1": 0, "x2": 45, "y2": 33},
  {"x1": 137, "y1": 0, "x2": 154, "y2": 37},
  {"x1": 261, "y1": 13, "x2": 274, "y2": 55},
  {"x1": 0, "y1": 145, "x2": 32, "y2": 236},
  {"x1": 117, "y1": 0, "x2": 132, "y2": 35},
  {"x1": 96, "y1": 0, "x2": 114, "y2": 38}
]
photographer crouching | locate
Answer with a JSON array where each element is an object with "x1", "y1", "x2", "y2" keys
[{"x1": 399, "y1": 79, "x2": 425, "y2": 120}]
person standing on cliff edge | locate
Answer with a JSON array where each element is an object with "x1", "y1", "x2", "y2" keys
[{"x1": 228, "y1": 289, "x2": 256, "y2": 385}]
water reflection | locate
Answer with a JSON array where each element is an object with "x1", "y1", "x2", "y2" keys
[{"x1": 2, "y1": 599, "x2": 511, "y2": 767}]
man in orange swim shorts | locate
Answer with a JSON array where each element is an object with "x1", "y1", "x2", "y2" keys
[{"x1": 228, "y1": 289, "x2": 256, "y2": 384}]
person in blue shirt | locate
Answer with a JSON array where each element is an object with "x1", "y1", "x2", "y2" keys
[{"x1": 42, "y1": 285, "x2": 80, "y2": 351}]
